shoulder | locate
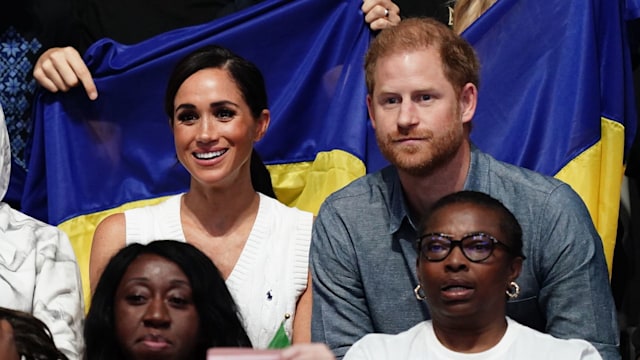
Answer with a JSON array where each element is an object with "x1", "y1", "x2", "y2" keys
[
  {"x1": 317, "y1": 167, "x2": 395, "y2": 218},
  {"x1": 260, "y1": 193, "x2": 313, "y2": 220},
  {"x1": 257, "y1": 195, "x2": 312, "y2": 255},
  {"x1": 0, "y1": 204, "x2": 72, "y2": 254},
  {"x1": 478, "y1": 150, "x2": 565, "y2": 193},
  {"x1": 325, "y1": 168, "x2": 390, "y2": 202},
  {"x1": 93, "y1": 213, "x2": 126, "y2": 249},
  {"x1": 124, "y1": 194, "x2": 182, "y2": 219},
  {"x1": 474, "y1": 150, "x2": 588, "y2": 215},
  {"x1": 508, "y1": 320, "x2": 602, "y2": 358}
]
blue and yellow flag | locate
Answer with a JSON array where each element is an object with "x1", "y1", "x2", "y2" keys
[
  {"x1": 22, "y1": 0, "x2": 371, "y2": 301},
  {"x1": 21, "y1": 0, "x2": 637, "y2": 300},
  {"x1": 464, "y1": 0, "x2": 637, "y2": 271}
]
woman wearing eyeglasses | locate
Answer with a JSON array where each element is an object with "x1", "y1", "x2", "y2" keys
[{"x1": 344, "y1": 190, "x2": 602, "y2": 360}]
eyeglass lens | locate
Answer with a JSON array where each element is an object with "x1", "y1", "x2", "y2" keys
[{"x1": 421, "y1": 233, "x2": 495, "y2": 262}]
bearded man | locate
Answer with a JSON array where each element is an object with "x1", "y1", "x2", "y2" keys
[{"x1": 309, "y1": 18, "x2": 619, "y2": 360}]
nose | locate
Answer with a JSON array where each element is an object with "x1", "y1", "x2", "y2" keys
[
  {"x1": 142, "y1": 297, "x2": 171, "y2": 328},
  {"x1": 195, "y1": 115, "x2": 218, "y2": 144},
  {"x1": 444, "y1": 246, "x2": 469, "y2": 272},
  {"x1": 397, "y1": 101, "x2": 419, "y2": 131}
]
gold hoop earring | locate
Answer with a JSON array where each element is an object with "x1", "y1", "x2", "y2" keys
[
  {"x1": 414, "y1": 284, "x2": 426, "y2": 301},
  {"x1": 506, "y1": 281, "x2": 520, "y2": 299}
]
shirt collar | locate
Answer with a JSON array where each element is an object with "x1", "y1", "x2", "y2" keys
[
  {"x1": 384, "y1": 166, "x2": 418, "y2": 234},
  {"x1": 386, "y1": 144, "x2": 488, "y2": 235}
]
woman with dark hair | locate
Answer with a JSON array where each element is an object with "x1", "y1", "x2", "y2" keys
[
  {"x1": 345, "y1": 191, "x2": 601, "y2": 359},
  {"x1": 84, "y1": 240, "x2": 252, "y2": 360},
  {"x1": 91, "y1": 45, "x2": 317, "y2": 350},
  {"x1": 0, "y1": 307, "x2": 69, "y2": 360}
]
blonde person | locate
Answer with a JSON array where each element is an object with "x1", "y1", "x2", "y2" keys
[{"x1": 452, "y1": 0, "x2": 496, "y2": 34}]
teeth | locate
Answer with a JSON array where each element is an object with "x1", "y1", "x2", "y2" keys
[{"x1": 194, "y1": 149, "x2": 226, "y2": 160}]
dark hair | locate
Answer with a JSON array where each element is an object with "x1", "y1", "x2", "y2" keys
[
  {"x1": 164, "y1": 45, "x2": 268, "y2": 121},
  {"x1": 364, "y1": 17, "x2": 480, "y2": 97},
  {"x1": 420, "y1": 191, "x2": 525, "y2": 258},
  {"x1": 164, "y1": 45, "x2": 276, "y2": 199},
  {"x1": 0, "y1": 307, "x2": 68, "y2": 360},
  {"x1": 84, "y1": 240, "x2": 252, "y2": 360}
]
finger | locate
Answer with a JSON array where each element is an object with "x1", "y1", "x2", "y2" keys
[
  {"x1": 32, "y1": 65, "x2": 61, "y2": 93},
  {"x1": 37, "y1": 52, "x2": 76, "y2": 92},
  {"x1": 49, "y1": 47, "x2": 85, "y2": 90},
  {"x1": 369, "y1": 18, "x2": 396, "y2": 31},
  {"x1": 34, "y1": 51, "x2": 70, "y2": 93},
  {"x1": 68, "y1": 58, "x2": 98, "y2": 100},
  {"x1": 361, "y1": 0, "x2": 378, "y2": 14},
  {"x1": 363, "y1": 5, "x2": 388, "y2": 24}
]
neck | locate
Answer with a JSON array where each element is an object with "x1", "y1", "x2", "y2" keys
[
  {"x1": 183, "y1": 173, "x2": 260, "y2": 236},
  {"x1": 398, "y1": 140, "x2": 471, "y2": 220},
  {"x1": 432, "y1": 316, "x2": 508, "y2": 353}
]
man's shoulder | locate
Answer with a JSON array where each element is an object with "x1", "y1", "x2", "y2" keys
[
  {"x1": 477, "y1": 151, "x2": 570, "y2": 197},
  {"x1": 474, "y1": 151, "x2": 589, "y2": 221},
  {"x1": 323, "y1": 167, "x2": 393, "y2": 205}
]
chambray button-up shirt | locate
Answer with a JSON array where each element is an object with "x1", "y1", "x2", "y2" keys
[{"x1": 311, "y1": 146, "x2": 619, "y2": 360}]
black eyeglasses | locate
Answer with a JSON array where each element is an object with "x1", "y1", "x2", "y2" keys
[{"x1": 417, "y1": 232, "x2": 513, "y2": 262}]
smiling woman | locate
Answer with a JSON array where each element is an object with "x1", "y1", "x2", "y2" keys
[
  {"x1": 89, "y1": 45, "x2": 316, "y2": 350},
  {"x1": 344, "y1": 191, "x2": 603, "y2": 360},
  {"x1": 84, "y1": 240, "x2": 251, "y2": 360}
]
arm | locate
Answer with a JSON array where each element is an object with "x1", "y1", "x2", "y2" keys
[
  {"x1": 310, "y1": 202, "x2": 373, "y2": 359},
  {"x1": 537, "y1": 185, "x2": 619, "y2": 360},
  {"x1": 292, "y1": 273, "x2": 312, "y2": 343},
  {"x1": 33, "y1": 47, "x2": 98, "y2": 100},
  {"x1": 32, "y1": 227, "x2": 84, "y2": 359},
  {"x1": 361, "y1": 0, "x2": 401, "y2": 30},
  {"x1": 89, "y1": 213, "x2": 127, "y2": 293}
]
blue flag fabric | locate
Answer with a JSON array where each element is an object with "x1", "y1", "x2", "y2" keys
[
  {"x1": 463, "y1": 0, "x2": 637, "y2": 268},
  {"x1": 21, "y1": 0, "x2": 637, "y2": 278},
  {"x1": 467, "y1": 0, "x2": 636, "y2": 172},
  {"x1": 23, "y1": 0, "x2": 371, "y2": 224}
]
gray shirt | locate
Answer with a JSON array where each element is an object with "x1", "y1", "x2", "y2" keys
[{"x1": 310, "y1": 146, "x2": 619, "y2": 360}]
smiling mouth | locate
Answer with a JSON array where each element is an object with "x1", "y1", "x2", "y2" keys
[{"x1": 193, "y1": 149, "x2": 227, "y2": 160}]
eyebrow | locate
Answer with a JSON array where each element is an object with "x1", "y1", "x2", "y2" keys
[
  {"x1": 123, "y1": 277, "x2": 191, "y2": 287},
  {"x1": 175, "y1": 100, "x2": 239, "y2": 113}
]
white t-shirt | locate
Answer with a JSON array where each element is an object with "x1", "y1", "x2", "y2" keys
[{"x1": 344, "y1": 317, "x2": 602, "y2": 360}]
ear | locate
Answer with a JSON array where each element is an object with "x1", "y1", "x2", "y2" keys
[
  {"x1": 253, "y1": 109, "x2": 270, "y2": 142},
  {"x1": 507, "y1": 256, "x2": 523, "y2": 283},
  {"x1": 459, "y1": 83, "x2": 477, "y2": 126},
  {"x1": 366, "y1": 94, "x2": 377, "y2": 130}
]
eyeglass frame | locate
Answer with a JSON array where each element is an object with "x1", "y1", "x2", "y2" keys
[{"x1": 416, "y1": 232, "x2": 520, "y2": 263}]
